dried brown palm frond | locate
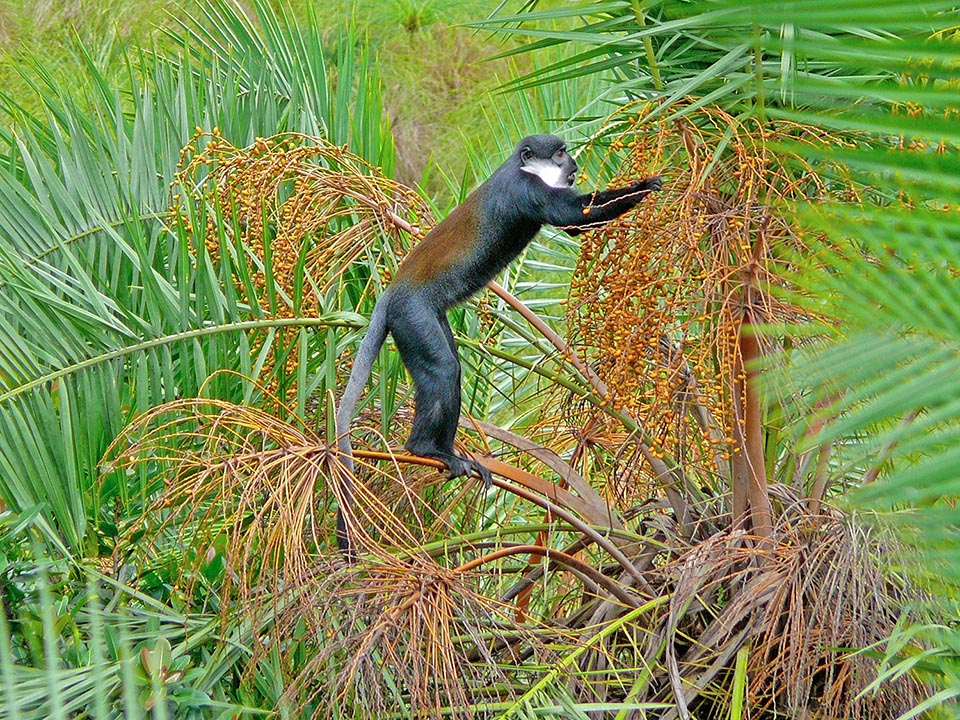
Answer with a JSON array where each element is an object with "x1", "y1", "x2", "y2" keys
[
  {"x1": 277, "y1": 550, "x2": 570, "y2": 719},
  {"x1": 103, "y1": 381, "x2": 925, "y2": 718},
  {"x1": 101, "y1": 390, "x2": 339, "y2": 613},
  {"x1": 103, "y1": 393, "x2": 646, "y2": 718},
  {"x1": 102, "y1": 389, "x2": 491, "y2": 608},
  {"x1": 650, "y1": 512, "x2": 925, "y2": 720}
]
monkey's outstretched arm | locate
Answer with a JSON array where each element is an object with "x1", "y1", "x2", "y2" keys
[{"x1": 549, "y1": 177, "x2": 662, "y2": 236}]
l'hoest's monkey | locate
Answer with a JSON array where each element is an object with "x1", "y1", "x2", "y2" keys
[{"x1": 336, "y1": 134, "x2": 661, "y2": 552}]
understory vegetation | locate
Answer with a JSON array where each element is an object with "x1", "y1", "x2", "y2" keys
[{"x1": 0, "y1": 1, "x2": 958, "y2": 718}]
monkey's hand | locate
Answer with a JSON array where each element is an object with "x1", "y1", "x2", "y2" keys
[{"x1": 634, "y1": 177, "x2": 663, "y2": 193}]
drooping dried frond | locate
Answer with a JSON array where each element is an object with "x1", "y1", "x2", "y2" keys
[
  {"x1": 102, "y1": 391, "x2": 474, "y2": 609},
  {"x1": 105, "y1": 391, "x2": 650, "y2": 719},
  {"x1": 655, "y1": 515, "x2": 924, "y2": 719},
  {"x1": 102, "y1": 392, "x2": 338, "y2": 613},
  {"x1": 279, "y1": 552, "x2": 558, "y2": 720}
]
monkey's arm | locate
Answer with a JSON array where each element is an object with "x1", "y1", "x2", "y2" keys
[{"x1": 548, "y1": 177, "x2": 662, "y2": 236}]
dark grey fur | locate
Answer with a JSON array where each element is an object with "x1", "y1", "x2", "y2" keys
[{"x1": 335, "y1": 134, "x2": 661, "y2": 553}]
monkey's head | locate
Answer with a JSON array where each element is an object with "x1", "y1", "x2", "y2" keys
[{"x1": 516, "y1": 134, "x2": 578, "y2": 190}]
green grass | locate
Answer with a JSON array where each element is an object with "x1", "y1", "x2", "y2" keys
[
  {"x1": 0, "y1": 0, "x2": 184, "y2": 103},
  {"x1": 0, "y1": 0, "x2": 556, "y2": 199}
]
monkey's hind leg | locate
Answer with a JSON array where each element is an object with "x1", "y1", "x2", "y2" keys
[
  {"x1": 390, "y1": 302, "x2": 492, "y2": 487},
  {"x1": 435, "y1": 314, "x2": 493, "y2": 488}
]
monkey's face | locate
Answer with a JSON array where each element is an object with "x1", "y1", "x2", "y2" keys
[{"x1": 518, "y1": 135, "x2": 578, "y2": 189}]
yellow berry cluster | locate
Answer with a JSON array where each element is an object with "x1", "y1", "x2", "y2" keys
[
  {"x1": 168, "y1": 129, "x2": 433, "y2": 399},
  {"x1": 566, "y1": 103, "x2": 861, "y2": 487}
]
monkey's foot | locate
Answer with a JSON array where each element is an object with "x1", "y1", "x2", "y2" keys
[
  {"x1": 443, "y1": 454, "x2": 494, "y2": 489},
  {"x1": 460, "y1": 456, "x2": 493, "y2": 489},
  {"x1": 406, "y1": 445, "x2": 493, "y2": 489}
]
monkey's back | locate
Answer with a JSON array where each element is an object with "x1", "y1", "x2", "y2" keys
[
  {"x1": 395, "y1": 191, "x2": 483, "y2": 291},
  {"x1": 394, "y1": 179, "x2": 544, "y2": 310}
]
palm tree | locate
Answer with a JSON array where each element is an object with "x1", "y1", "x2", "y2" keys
[
  {"x1": 476, "y1": 0, "x2": 960, "y2": 715},
  {"x1": 2, "y1": 0, "x2": 957, "y2": 717}
]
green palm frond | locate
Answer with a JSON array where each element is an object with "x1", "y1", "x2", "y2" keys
[
  {"x1": 771, "y1": 20, "x2": 960, "y2": 511},
  {"x1": 0, "y1": 0, "x2": 393, "y2": 554},
  {"x1": 475, "y1": 0, "x2": 957, "y2": 123},
  {"x1": 160, "y1": 0, "x2": 394, "y2": 168},
  {"x1": 746, "y1": 5, "x2": 960, "y2": 708}
]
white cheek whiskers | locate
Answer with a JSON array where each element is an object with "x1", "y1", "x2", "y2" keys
[{"x1": 521, "y1": 160, "x2": 572, "y2": 189}]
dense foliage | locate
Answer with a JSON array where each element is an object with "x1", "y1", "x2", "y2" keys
[{"x1": 0, "y1": 1, "x2": 957, "y2": 718}]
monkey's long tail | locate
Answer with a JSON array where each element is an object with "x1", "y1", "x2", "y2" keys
[{"x1": 335, "y1": 297, "x2": 390, "y2": 554}]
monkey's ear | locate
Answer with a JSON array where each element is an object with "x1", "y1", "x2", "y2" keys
[{"x1": 521, "y1": 157, "x2": 573, "y2": 189}]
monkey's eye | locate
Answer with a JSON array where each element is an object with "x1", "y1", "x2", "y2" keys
[{"x1": 553, "y1": 148, "x2": 567, "y2": 161}]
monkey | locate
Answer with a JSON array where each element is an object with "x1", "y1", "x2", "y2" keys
[{"x1": 335, "y1": 133, "x2": 661, "y2": 553}]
